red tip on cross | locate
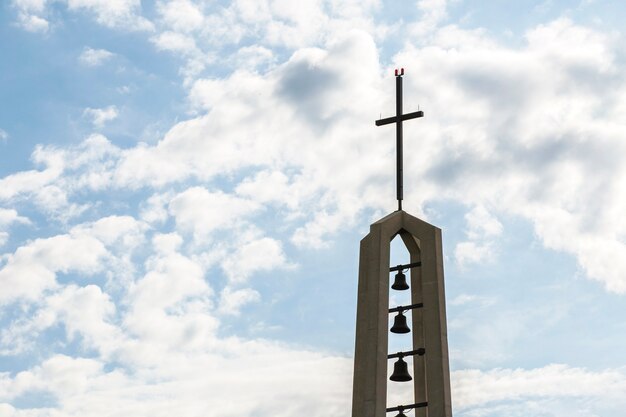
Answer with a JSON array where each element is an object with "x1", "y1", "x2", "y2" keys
[{"x1": 394, "y1": 68, "x2": 405, "y2": 76}]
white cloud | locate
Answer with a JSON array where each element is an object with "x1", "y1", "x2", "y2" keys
[
  {"x1": 83, "y1": 105, "x2": 119, "y2": 128},
  {"x1": 13, "y1": 0, "x2": 153, "y2": 32},
  {"x1": 390, "y1": 18, "x2": 626, "y2": 291},
  {"x1": 152, "y1": 30, "x2": 198, "y2": 54},
  {"x1": 72, "y1": 215, "x2": 147, "y2": 249},
  {"x1": 0, "y1": 146, "x2": 64, "y2": 201},
  {"x1": 455, "y1": 206, "x2": 502, "y2": 265},
  {"x1": 465, "y1": 205, "x2": 503, "y2": 239},
  {"x1": 0, "y1": 214, "x2": 146, "y2": 308},
  {"x1": 13, "y1": 0, "x2": 50, "y2": 33},
  {"x1": 168, "y1": 187, "x2": 261, "y2": 241},
  {"x1": 65, "y1": 0, "x2": 153, "y2": 30},
  {"x1": 0, "y1": 129, "x2": 8, "y2": 143},
  {"x1": 411, "y1": 0, "x2": 450, "y2": 36},
  {"x1": 217, "y1": 286, "x2": 260, "y2": 315},
  {"x1": 235, "y1": 170, "x2": 292, "y2": 205},
  {"x1": 79, "y1": 47, "x2": 115, "y2": 66},
  {"x1": 4, "y1": 14, "x2": 626, "y2": 293},
  {"x1": 152, "y1": 232, "x2": 183, "y2": 254},
  {"x1": 0, "y1": 135, "x2": 121, "y2": 219},
  {"x1": 221, "y1": 237, "x2": 292, "y2": 283},
  {"x1": 157, "y1": 0, "x2": 204, "y2": 32},
  {"x1": 139, "y1": 192, "x2": 172, "y2": 224},
  {"x1": 129, "y1": 248, "x2": 210, "y2": 312},
  {"x1": 0, "y1": 345, "x2": 352, "y2": 417},
  {"x1": 233, "y1": 45, "x2": 275, "y2": 69},
  {"x1": 454, "y1": 240, "x2": 494, "y2": 265},
  {"x1": 452, "y1": 364, "x2": 626, "y2": 411},
  {"x1": 0, "y1": 166, "x2": 87, "y2": 222},
  {"x1": 0, "y1": 208, "x2": 30, "y2": 227},
  {"x1": 0, "y1": 207, "x2": 29, "y2": 246},
  {"x1": 46, "y1": 285, "x2": 122, "y2": 355},
  {"x1": 12, "y1": 0, "x2": 47, "y2": 13},
  {"x1": 292, "y1": 210, "x2": 354, "y2": 249},
  {"x1": 0, "y1": 233, "x2": 108, "y2": 305}
]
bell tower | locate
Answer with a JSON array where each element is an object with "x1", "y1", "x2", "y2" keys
[{"x1": 351, "y1": 70, "x2": 453, "y2": 417}]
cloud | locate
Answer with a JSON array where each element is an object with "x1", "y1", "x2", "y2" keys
[
  {"x1": 0, "y1": 135, "x2": 122, "y2": 221},
  {"x1": 0, "y1": 208, "x2": 30, "y2": 228},
  {"x1": 6, "y1": 16, "x2": 625, "y2": 292},
  {"x1": 0, "y1": 214, "x2": 147, "y2": 308},
  {"x1": 235, "y1": 170, "x2": 293, "y2": 206},
  {"x1": 12, "y1": 0, "x2": 153, "y2": 32},
  {"x1": 0, "y1": 129, "x2": 8, "y2": 143},
  {"x1": 157, "y1": 0, "x2": 204, "y2": 32},
  {"x1": 411, "y1": 0, "x2": 450, "y2": 36},
  {"x1": 12, "y1": 0, "x2": 50, "y2": 33},
  {"x1": 139, "y1": 192, "x2": 171, "y2": 224},
  {"x1": 0, "y1": 233, "x2": 108, "y2": 305},
  {"x1": 221, "y1": 237, "x2": 292, "y2": 283},
  {"x1": 455, "y1": 240, "x2": 495, "y2": 266},
  {"x1": 17, "y1": 13, "x2": 49, "y2": 32},
  {"x1": 452, "y1": 364, "x2": 626, "y2": 412},
  {"x1": 0, "y1": 146, "x2": 65, "y2": 201},
  {"x1": 0, "y1": 214, "x2": 350, "y2": 415},
  {"x1": 79, "y1": 47, "x2": 115, "y2": 66},
  {"x1": 12, "y1": 0, "x2": 47, "y2": 13},
  {"x1": 0, "y1": 208, "x2": 30, "y2": 247},
  {"x1": 83, "y1": 106, "x2": 119, "y2": 128},
  {"x1": 152, "y1": 30, "x2": 198, "y2": 54},
  {"x1": 390, "y1": 18, "x2": 626, "y2": 291},
  {"x1": 455, "y1": 206, "x2": 503, "y2": 265},
  {"x1": 0, "y1": 346, "x2": 352, "y2": 417},
  {"x1": 65, "y1": 0, "x2": 153, "y2": 30},
  {"x1": 168, "y1": 187, "x2": 261, "y2": 242},
  {"x1": 217, "y1": 286, "x2": 260, "y2": 315},
  {"x1": 232, "y1": 45, "x2": 275, "y2": 70},
  {"x1": 48, "y1": 285, "x2": 121, "y2": 353}
]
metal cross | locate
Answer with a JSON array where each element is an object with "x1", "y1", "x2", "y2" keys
[{"x1": 375, "y1": 68, "x2": 424, "y2": 211}]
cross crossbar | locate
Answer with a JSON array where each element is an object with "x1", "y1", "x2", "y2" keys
[{"x1": 375, "y1": 110, "x2": 424, "y2": 126}]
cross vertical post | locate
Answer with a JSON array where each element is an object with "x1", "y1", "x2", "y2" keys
[
  {"x1": 376, "y1": 68, "x2": 424, "y2": 211},
  {"x1": 396, "y1": 74, "x2": 403, "y2": 210}
]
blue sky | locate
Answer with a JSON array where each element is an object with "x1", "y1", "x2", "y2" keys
[{"x1": 1, "y1": 0, "x2": 626, "y2": 416}]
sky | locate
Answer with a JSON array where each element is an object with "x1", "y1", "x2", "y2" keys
[{"x1": 1, "y1": 0, "x2": 626, "y2": 416}]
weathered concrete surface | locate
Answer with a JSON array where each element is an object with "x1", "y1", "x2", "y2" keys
[{"x1": 351, "y1": 210, "x2": 452, "y2": 417}]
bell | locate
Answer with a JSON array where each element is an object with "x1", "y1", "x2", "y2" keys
[
  {"x1": 390, "y1": 357, "x2": 412, "y2": 382},
  {"x1": 390, "y1": 311, "x2": 410, "y2": 334},
  {"x1": 391, "y1": 271, "x2": 409, "y2": 291},
  {"x1": 395, "y1": 411, "x2": 408, "y2": 417}
]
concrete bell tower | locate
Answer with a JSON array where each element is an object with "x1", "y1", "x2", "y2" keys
[{"x1": 351, "y1": 70, "x2": 453, "y2": 417}]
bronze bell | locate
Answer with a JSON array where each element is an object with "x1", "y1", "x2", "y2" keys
[
  {"x1": 395, "y1": 411, "x2": 408, "y2": 417},
  {"x1": 390, "y1": 311, "x2": 410, "y2": 334},
  {"x1": 390, "y1": 357, "x2": 412, "y2": 382},
  {"x1": 391, "y1": 270, "x2": 409, "y2": 290}
]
